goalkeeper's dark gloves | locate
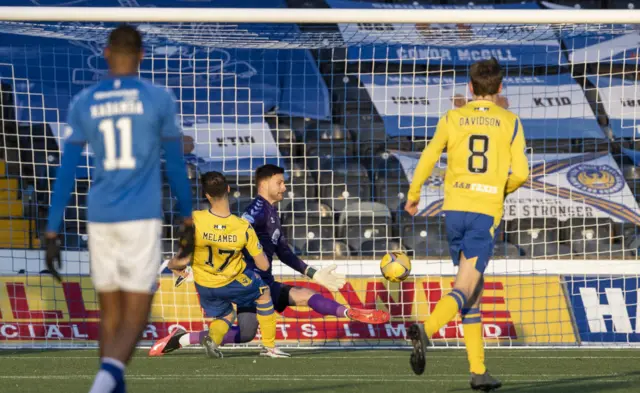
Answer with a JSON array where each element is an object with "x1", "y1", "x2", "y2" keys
[
  {"x1": 45, "y1": 233, "x2": 62, "y2": 283},
  {"x1": 176, "y1": 218, "x2": 195, "y2": 259}
]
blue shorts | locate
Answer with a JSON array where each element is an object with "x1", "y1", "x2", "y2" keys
[
  {"x1": 236, "y1": 276, "x2": 292, "y2": 313},
  {"x1": 195, "y1": 269, "x2": 268, "y2": 319},
  {"x1": 444, "y1": 211, "x2": 499, "y2": 274}
]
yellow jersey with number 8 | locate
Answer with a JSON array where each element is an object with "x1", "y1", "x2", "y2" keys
[
  {"x1": 408, "y1": 100, "x2": 530, "y2": 220},
  {"x1": 192, "y1": 209, "x2": 263, "y2": 288}
]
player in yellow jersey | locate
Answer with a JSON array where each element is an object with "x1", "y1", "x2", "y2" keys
[
  {"x1": 167, "y1": 171, "x2": 289, "y2": 358},
  {"x1": 404, "y1": 58, "x2": 529, "y2": 391}
]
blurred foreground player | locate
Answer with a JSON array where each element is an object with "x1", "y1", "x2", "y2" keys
[
  {"x1": 404, "y1": 58, "x2": 529, "y2": 391},
  {"x1": 45, "y1": 25, "x2": 194, "y2": 393},
  {"x1": 166, "y1": 171, "x2": 286, "y2": 358},
  {"x1": 150, "y1": 165, "x2": 390, "y2": 357}
]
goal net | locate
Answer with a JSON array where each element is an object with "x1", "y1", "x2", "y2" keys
[{"x1": 0, "y1": 1, "x2": 640, "y2": 349}]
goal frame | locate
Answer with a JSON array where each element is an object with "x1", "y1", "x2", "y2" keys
[
  {"x1": 0, "y1": 4, "x2": 639, "y2": 350},
  {"x1": 0, "y1": 6, "x2": 639, "y2": 24}
]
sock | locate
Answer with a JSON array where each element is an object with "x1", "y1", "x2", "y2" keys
[
  {"x1": 209, "y1": 319, "x2": 231, "y2": 346},
  {"x1": 308, "y1": 294, "x2": 347, "y2": 318},
  {"x1": 424, "y1": 289, "x2": 467, "y2": 337},
  {"x1": 178, "y1": 330, "x2": 208, "y2": 347},
  {"x1": 256, "y1": 299, "x2": 277, "y2": 348},
  {"x1": 88, "y1": 357, "x2": 125, "y2": 393},
  {"x1": 462, "y1": 307, "x2": 486, "y2": 375},
  {"x1": 221, "y1": 326, "x2": 241, "y2": 345}
]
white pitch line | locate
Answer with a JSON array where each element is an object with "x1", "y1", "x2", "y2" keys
[
  {"x1": 0, "y1": 374, "x2": 635, "y2": 383},
  {"x1": 4, "y1": 355, "x2": 640, "y2": 360}
]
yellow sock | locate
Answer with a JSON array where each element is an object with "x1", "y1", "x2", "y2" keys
[
  {"x1": 256, "y1": 299, "x2": 277, "y2": 348},
  {"x1": 462, "y1": 307, "x2": 486, "y2": 375},
  {"x1": 425, "y1": 289, "x2": 467, "y2": 337},
  {"x1": 209, "y1": 319, "x2": 231, "y2": 346}
]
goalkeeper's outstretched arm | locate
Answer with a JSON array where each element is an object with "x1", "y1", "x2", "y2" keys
[{"x1": 275, "y1": 234, "x2": 345, "y2": 291}]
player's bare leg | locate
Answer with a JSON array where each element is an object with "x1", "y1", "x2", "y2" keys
[
  {"x1": 289, "y1": 286, "x2": 390, "y2": 324},
  {"x1": 89, "y1": 291, "x2": 152, "y2": 393},
  {"x1": 106, "y1": 292, "x2": 154, "y2": 363},
  {"x1": 409, "y1": 253, "x2": 482, "y2": 375},
  {"x1": 88, "y1": 291, "x2": 126, "y2": 393},
  {"x1": 97, "y1": 291, "x2": 121, "y2": 359},
  {"x1": 257, "y1": 287, "x2": 290, "y2": 358}
]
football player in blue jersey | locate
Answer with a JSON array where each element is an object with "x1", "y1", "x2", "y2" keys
[
  {"x1": 45, "y1": 25, "x2": 193, "y2": 393},
  {"x1": 150, "y1": 164, "x2": 390, "y2": 357}
]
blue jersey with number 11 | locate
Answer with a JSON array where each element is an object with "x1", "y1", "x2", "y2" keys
[{"x1": 66, "y1": 76, "x2": 181, "y2": 223}]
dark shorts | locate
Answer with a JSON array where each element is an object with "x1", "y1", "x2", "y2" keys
[
  {"x1": 237, "y1": 279, "x2": 293, "y2": 314},
  {"x1": 195, "y1": 269, "x2": 268, "y2": 319},
  {"x1": 444, "y1": 211, "x2": 499, "y2": 274}
]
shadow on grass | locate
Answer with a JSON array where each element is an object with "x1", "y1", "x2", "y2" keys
[
  {"x1": 255, "y1": 383, "x2": 370, "y2": 393},
  {"x1": 449, "y1": 371, "x2": 640, "y2": 393},
  {"x1": 0, "y1": 349, "x2": 92, "y2": 357}
]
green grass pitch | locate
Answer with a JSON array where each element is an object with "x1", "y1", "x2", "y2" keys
[{"x1": 1, "y1": 348, "x2": 639, "y2": 392}]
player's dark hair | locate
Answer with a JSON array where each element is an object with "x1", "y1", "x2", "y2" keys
[
  {"x1": 201, "y1": 171, "x2": 229, "y2": 199},
  {"x1": 107, "y1": 24, "x2": 143, "y2": 55},
  {"x1": 255, "y1": 164, "x2": 285, "y2": 185},
  {"x1": 469, "y1": 57, "x2": 503, "y2": 96}
]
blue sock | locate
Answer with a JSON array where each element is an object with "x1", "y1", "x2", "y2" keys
[
  {"x1": 101, "y1": 361, "x2": 125, "y2": 393},
  {"x1": 88, "y1": 358, "x2": 125, "y2": 393}
]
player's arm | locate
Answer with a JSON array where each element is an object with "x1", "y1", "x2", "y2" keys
[
  {"x1": 405, "y1": 114, "x2": 450, "y2": 216},
  {"x1": 44, "y1": 99, "x2": 87, "y2": 281},
  {"x1": 505, "y1": 117, "x2": 530, "y2": 195},
  {"x1": 275, "y1": 232, "x2": 345, "y2": 291},
  {"x1": 245, "y1": 224, "x2": 269, "y2": 271},
  {"x1": 168, "y1": 255, "x2": 191, "y2": 271},
  {"x1": 159, "y1": 89, "x2": 195, "y2": 257}
]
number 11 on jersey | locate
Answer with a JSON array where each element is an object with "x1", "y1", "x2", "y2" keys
[{"x1": 99, "y1": 116, "x2": 136, "y2": 171}]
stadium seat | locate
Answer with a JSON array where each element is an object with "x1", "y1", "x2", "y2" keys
[
  {"x1": 266, "y1": 116, "x2": 299, "y2": 157},
  {"x1": 399, "y1": 217, "x2": 446, "y2": 252},
  {"x1": 281, "y1": 199, "x2": 334, "y2": 249},
  {"x1": 337, "y1": 201, "x2": 392, "y2": 251},
  {"x1": 229, "y1": 196, "x2": 254, "y2": 217},
  {"x1": 564, "y1": 217, "x2": 614, "y2": 256},
  {"x1": 280, "y1": 199, "x2": 333, "y2": 226},
  {"x1": 506, "y1": 218, "x2": 563, "y2": 257},
  {"x1": 290, "y1": 224, "x2": 335, "y2": 251},
  {"x1": 62, "y1": 222, "x2": 88, "y2": 251},
  {"x1": 493, "y1": 241, "x2": 523, "y2": 259},
  {"x1": 304, "y1": 238, "x2": 350, "y2": 257},
  {"x1": 374, "y1": 154, "x2": 410, "y2": 216},
  {"x1": 228, "y1": 172, "x2": 255, "y2": 200},
  {"x1": 331, "y1": 74, "x2": 377, "y2": 118},
  {"x1": 344, "y1": 114, "x2": 387, "y2": 159},
  {"x1": 285, "y1": 159, "x2": 318, "y2": 199},
  {"x1": 291, "y1": 119, "x2": 354, "y2": 161},
  {"x1": 409, "y1": 238, "x2": 450, "y2": 258},
  {"x1": 610, "y1": 0, "x2": 637, "y2": 9},
  {"x1": 317, "y1": 158, "x2": 372, "y2": 211},
  {"x1": 358, "y1": 238, "x2": 405, "y2": 257}
]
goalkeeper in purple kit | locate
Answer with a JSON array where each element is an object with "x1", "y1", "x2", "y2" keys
[{"x1": 150, "y1": 165, "x2": 390, "y2": 357}]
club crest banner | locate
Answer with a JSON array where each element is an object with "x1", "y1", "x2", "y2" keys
[{"x1": 393, "y1": 151, "x2": 640, "y2": 224}]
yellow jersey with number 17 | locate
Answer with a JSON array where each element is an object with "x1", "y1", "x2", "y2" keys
[
  {"x1": 191, "y1": 209, "x2": 263, "y2": 288},
  {"x1": 408, "y1": 100, "x2": 530, "y2": 220}
]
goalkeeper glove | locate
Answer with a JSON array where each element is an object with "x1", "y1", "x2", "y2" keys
[
  {"x1": 174, "y1": 266, "x2": 192, "y2": 288},
  {"x1": 45, "y1": 235, "x2": 62, "y2": 283},
  {"x1": 306, "y1": 264, "x2": 346, "y2": 292},
  {"x1": 176, "y1": 219, "x2": 195, "y2": 259}
]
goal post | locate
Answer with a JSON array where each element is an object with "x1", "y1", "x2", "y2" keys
[{"x1": 0, "y1": 4, "x2": 639, "y2": 349}]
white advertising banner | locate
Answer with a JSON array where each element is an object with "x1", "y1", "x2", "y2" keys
[{"x1": 393, "y1": 151, "x2": 640, "y2": 224}]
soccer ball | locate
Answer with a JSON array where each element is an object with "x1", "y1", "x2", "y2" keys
[{"x1": 380, "y1": 252, "x2": 412, "y2": 282}]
